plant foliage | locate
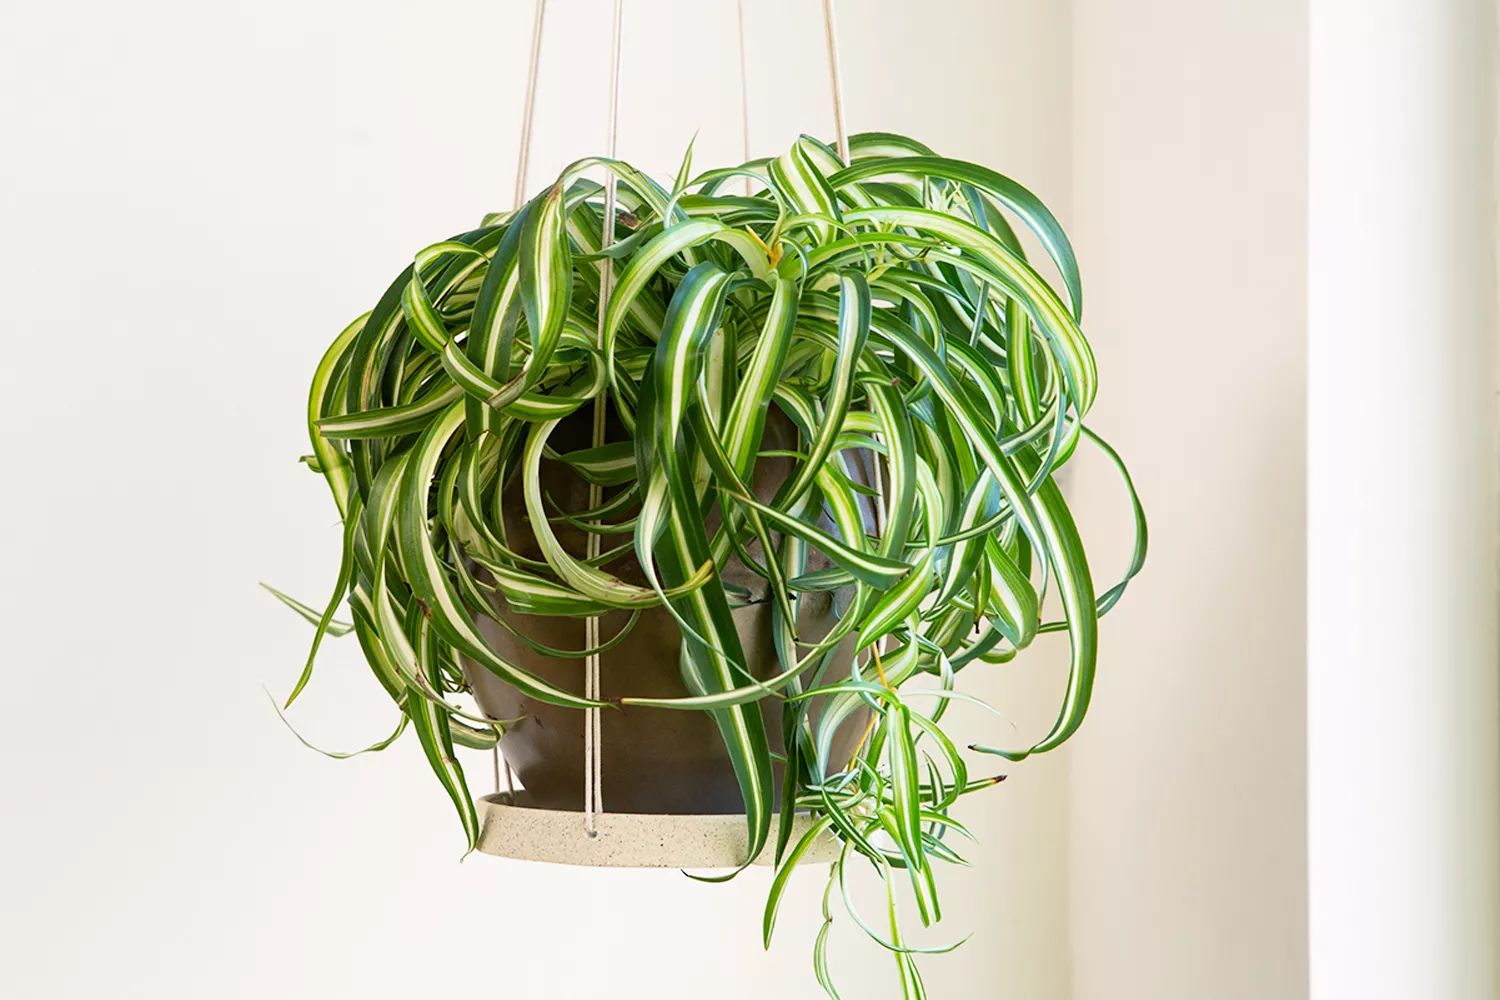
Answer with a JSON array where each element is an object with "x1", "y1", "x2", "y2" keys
[{"x1": 274, "y1": 132, "x2": 1145, "y2": 997}]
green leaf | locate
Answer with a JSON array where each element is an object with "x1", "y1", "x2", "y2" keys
[
  {"x1": 769, "y1": 136, "x2": 845, "y2": 245},
  {"x1": 396, "y1": 403, "x2": 605, "y2": 709},
  {"x1": 643, "y1": 260, "x2": 774, "y2": 864},
  {"x1": 832, "y1": 154, "x2": 1083, "y2": 319},
  {"x1": 885, "y1": 704, "x2": 925, "y2": 874},
  {"x1": 260, "y1": 583, "x2": 353, "y2": 637},
  {"x1": 306, "y1": 311, "x2": 365, "y2": 515},
  {"x1": 774, "y1": 271, "x2": 872, "y2": 507},
  {"x1": 274, "y1": 491, "x2": 363, "y2": 707},
  {"x1": 409, "y1": 618, "x2": 479, "y2": 853},
  {"x1": 726, "y1": 489, "x2": 908, "y2": 590},
  {"x1": 264, "y1": 687, "x2": 406, "y2": 759},
  {"x1": 763, "y1": 815, "x2": 834, "y2": 948}
]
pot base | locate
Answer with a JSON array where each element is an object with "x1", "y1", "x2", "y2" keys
[{"x1": 473, "y1": 791, "x2": 841, "y2": 868}]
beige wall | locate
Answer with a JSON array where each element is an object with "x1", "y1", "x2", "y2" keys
[
  {"x1": 0, "y1": 1, "x2": 1078, "y2": 998},
  {"x1": 0, "y1": 2, "x2": 1319, "y2": 997},
  {"x1": 1068, "y1": 2, "x2": 1310, "y2": 998}
]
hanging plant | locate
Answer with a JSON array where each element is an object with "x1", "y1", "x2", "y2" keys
[{"x1": 271, "y1": 131, "x2": 1144, "y2": 997}]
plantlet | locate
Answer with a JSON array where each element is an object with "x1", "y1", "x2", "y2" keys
[{"x1": 273, "y1": 131, "x2": 1145, "y2": 997}]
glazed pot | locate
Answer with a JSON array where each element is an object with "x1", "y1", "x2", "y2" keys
[{"x1": 462, "y1": 406, "x2": 872, "y2": 814}]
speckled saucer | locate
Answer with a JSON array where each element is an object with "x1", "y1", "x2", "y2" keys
[{"x1": 474, "y1": 791, "x2": 842, "y2": 868}]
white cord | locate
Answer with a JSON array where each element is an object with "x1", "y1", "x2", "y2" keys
[
  {"x1": 495, "y1": 0, "x2": 549, "y2": 799},
  {"x1": 584, "y1": 0, "x2": 625, "y2": 836},
  {"x1": 736, "y1": 0, "x2": 752, "y2": 196},
  {"x1": 820, "y1": 0, "x2": 884, "y2": 688},
  {"x1": 821, "y1": 0, "x2": 874, "y2": 525},
  {"x1": 513, "y1": 0, "x2": 548, "y2": 212},
  {"x1": 820, "y1": 0, "x2": 849, "y2": 165}
]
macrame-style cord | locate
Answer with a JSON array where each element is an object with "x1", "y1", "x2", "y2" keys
[
  {"x1": 820, "y1": 0, "x2": 851, "y2": 166},
  {"x1": 584, "y1": 0, "x2": 625, "y2": 836},
  {"x1": 820, "y1": 0, "x2": 882, "y2": 527},
  {"x1": 495, "y1": 0, "x2": 549, "y2": 799},
  {"x1": 736, "y1": 0, "x2": 753, "y2": 196},
  {"x1": 819, "y1": 1, "x2": 888, "y2": 695}
]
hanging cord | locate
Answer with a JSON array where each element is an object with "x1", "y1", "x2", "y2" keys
[
  {"x1": 820, "y1": 0, "x2": 880, "y2": 522},
  {"x1": 584, "y1": 0, "x2": 625, "y2": 837},
  {"x1": 736, "y1": 0, "x2": 752, "y2": 196},
  {"x1": 820, "y1": 0, "x2": 887, "y2": 690},
  {"x1": 512, "y1": 0, "x2": 548, "y2": 212},
  {"x1": 820, "y1": 0, "x2": 850, "y2": 165},
  {"x1": 820, "y1": 0, "x2": 877, "y2": 519},
  {"x1": 495, "y1": 0, "x2": 549, "y2": 800}
]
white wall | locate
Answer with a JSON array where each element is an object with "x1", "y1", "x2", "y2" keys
[
  {"x1": 1308, "y1": 2, "x2": 1499, "y2": 997},
  {"x1": 1068, "y1": 2, "x2": 1310, "y2": 998},
  {"x1": 0, "y1": 2, "x2": 1077, "y2": 998}
]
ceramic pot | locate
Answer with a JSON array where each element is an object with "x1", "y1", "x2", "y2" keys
[{"x1": 462, "y1": 406, "x2": 873, "y2": 814}]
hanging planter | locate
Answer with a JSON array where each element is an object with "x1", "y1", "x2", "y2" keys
[{"x1": 269, "y1": 5, "x2": 1144, "y2": 997}]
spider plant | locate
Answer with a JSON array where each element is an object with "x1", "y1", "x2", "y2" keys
[{"x1": 271, "y1": 131, "x2": 1144, "y2": 997}]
